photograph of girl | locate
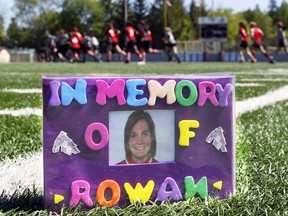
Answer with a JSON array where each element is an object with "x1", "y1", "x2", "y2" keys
[{"x1": 109, "y1": 109, "x2": 175, "y2": 165}]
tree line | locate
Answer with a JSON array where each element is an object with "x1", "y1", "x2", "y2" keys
[{"x1": 0, "y1": 0, "x2": 287, "y2": 51}]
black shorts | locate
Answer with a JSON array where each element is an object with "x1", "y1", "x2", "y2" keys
[
  {"x1": 106, "y1": 41, "x2": 118, "y2": 48},
  {"x1": 166, "y1": 43, "x2": 176, "y2": 48},
  {"x1": 126, "y1": 40, "x2": 137, "y2": 51},
  {"x1": 141, "y1": 41, "x2": 152, "y2": 51},
  {"x1": 240, "y1": 41, "x2": 248, "y2": 48},
  {"x1": 278, "y1": 39, "x2": 287, "y2": 47},
  {"x1": 252, "y1": 42, "x2": 262, "y2": 49}
]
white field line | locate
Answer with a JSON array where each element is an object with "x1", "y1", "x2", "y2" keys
[
  {"x1": 1, "y1": 88, "x2": 42, "y2": 94},
  {"x1": 236, "y1": 83, "x2": 264, "y2": 87},
  {"x1": 0, "y1": 152, "x2": 43, "y2": 195},
  {"x1": 236, "y1": 85, "x2": 288, "y2": 116},
  {"x1": 240, "y1": 78, "x2": 288, "y2": 82},
  {"x1": 0, "y1": 108, "x2": 42, "y2": 116},
  {"x1": 235, "y1": 68, "x2": 288, "y2": 76},
  {"x1": 0, "y1": 85, "x2": 288, "y2": 195}
]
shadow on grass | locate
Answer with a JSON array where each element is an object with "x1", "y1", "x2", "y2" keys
[{"x1": 0, "y1": 188, "x2": 43, "y2": 213}]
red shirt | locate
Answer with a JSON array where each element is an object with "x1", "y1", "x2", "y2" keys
[
  {"x1": 239, "y1": 27, "x2": 248, "y2": 42},
  {"x1": 117, "y1": 155, "x2": 158, "y2": 164},
  {"x1": 125, "y1": 26, "x2": 137, "y2": 41},
  {"x1": 250, "y1": 27, "x2": 264, "y2": 45},
  {"x1": 70, "y1": 36, "x2": 80, "y2": 49},
  {"x1": 73, "y1": 31, "x2": 83, "y2": 42},
  {"x1": 106, "y1": 28, "x2": 119, "y2": 43}
]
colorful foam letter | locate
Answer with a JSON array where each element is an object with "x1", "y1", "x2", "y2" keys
[
  {"x1": 61, "y1": 79, "x2": 87, "y2": 106},
  {"x1": 124, "y1": 180, "x2": 155, "y2": 204},
  {"x1": 184, "y1": 176, "x2": 208, "y2": 199},
  {"x1": 178, "y1": 120, "x2": 200, "y2": 146},
  {"x1": 126, "y1": 79, "x2": 148, "y2": 106},
  {"x1": 156, "y1": 177, "x2": 183, "y2": 201},
  {"x1": 175, "y1": 80, "x2": 198, "y2": 106},
  {"x1": 96, "y1": 180, "x2": 121, "y2": 207},
  {"x1": 49, "y1": 81, "x2": 61, "y2": 106},
  {"x1": 197, "y1": 81, "x2": 218, "y2": 107},
  {"x1": 95, "y1": 79, "x2": 126, "y2": 105},
  {"x1": 216, "y1": 83, "x2": 232, "y2": 107},
  {"x1": 85, "y1": 123, "x2": 109, "y2": 151},
  {"x1": 70, "y1": 180, "x2": 93, "y2": 208},
  {"x1": 148, "y1": 80, "x2": 176, "y2": 106}
]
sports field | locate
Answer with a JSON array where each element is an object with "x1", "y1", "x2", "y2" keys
[{"x1": 0, "y1": 62, "x2": 288, "y2": 215}]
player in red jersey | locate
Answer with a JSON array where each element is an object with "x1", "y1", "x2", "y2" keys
[
  {"x1": 68, "y1": 31, "x2": 81, "y2": 62},
  {"x1": 249, "y1": 21, "x2": 274, "y2": 64},
  {"x1": 125, "y1": 21, "x2": 143, "y2": 63},
  {"x1": 72, "y1": 27, "x2": 86, "y2": 61},
  {"x1": 137, "y1": 20, "x2": 161, "y2": 64},
  {"x1": 105, "y1": 22, "x2": 126, "y2": 62},
  {"x1": 238, "y1": 22, "x2": 256, "y2": 63}
]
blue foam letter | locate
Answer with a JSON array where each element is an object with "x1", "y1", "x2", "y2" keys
[
  {"x1": 126, "y1": 79, "x2": 147, "y2": 106},
  {"x1": 61, "y1": 79, "x2": 87, "y2": 106}
]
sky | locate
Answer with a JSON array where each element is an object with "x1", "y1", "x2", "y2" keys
[{"x1": 0, "y1": 0, "x2": 285, "y2": 30}]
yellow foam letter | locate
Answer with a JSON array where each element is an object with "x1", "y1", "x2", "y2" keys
[
  {"x1": 124, "y1": 180, "x2": 155, "y2": 204},
  {"x1": 178, "y1": 120, "x2": 200, "y2": 146}
]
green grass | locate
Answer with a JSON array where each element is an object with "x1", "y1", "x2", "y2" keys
[
  {"x1": 0, "y1": 115, "x2": 42, "y2": 159},
  {"x1": 0, "y1": 93, "x2": 41, "y2": 109},
  {"x1": 0, "y1": 62, "x2": 288, "y2": 215}
]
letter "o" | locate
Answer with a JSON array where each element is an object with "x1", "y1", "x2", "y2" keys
[
  {"x1": 175, "y1": 80, "x2": 198, "y2": 106},
  {"x1": 96, "y1": 180, "x2": 121, "y2": 207},
  {"x1": 85, "y1": 123, "x2": 108, "y2": 150}
]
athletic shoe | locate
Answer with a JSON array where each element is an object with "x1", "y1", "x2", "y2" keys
[
  {"x1": 137, "y1": 61, "x2": 146, "y2": 65},
  {"x1": 269, "y1": 58, "x2": 275, "y2": 64},
  {"x1": 124, "y1": 60, "x2": 130, "y2": 64}
]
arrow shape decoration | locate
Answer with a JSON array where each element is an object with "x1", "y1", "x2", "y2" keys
[
  {"x1": 52, "y1": 131, "x2": 80, "y2": 156},
  {"x1": 206, "y1": 127, "x2": 228, "y2": 152},
  {"x1": 213, "y1": 181, "x2": 223, "y2": 190},
  {"x1": 54, "y1": 194, "x2": 64, "y2": 204}
]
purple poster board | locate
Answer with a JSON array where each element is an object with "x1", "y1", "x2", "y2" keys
[{"x1": 43, "y1": 74, "x2": 235, "y2": 210}]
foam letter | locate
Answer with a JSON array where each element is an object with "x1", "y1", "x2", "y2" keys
[
  {"x1": 85, "y1": 123, "x2": 108, "y2": 151},
  {"x1": 178, "y1": 120, "x2": 200, "y2": 146},
  {"x1": 126, "y1": 79, "x2": 148, "y2": 106},
  {"x1": 49, "y1": 81, "x2": 61, "y2": 106},
  {"x1": 197, "y1": 81, "x2": 218, "y2": 107},
  {"x1": 175, "y1": 80, "x2": 198, "y2": 106},
  {"x1": 96, "y1": 79, "x2": 126, "y2": 105},
  {"x1": 96, "y1": 180, "x2": 121, "y2": 207},
  {"x1": 216, "y1": 83, "x2": 232, "y2": 107},
  {"x1": 124, "y1": 180, "x2": 154, "y2": 204},
  {"x1": 148, "y1": 80, "x2": 176, "y2": 106},
  {"x1": 70, "y1": 180, "x2": 93, "y2": 208},
  {"x1": 184, "y1": 176, "x2": 208, "y2": 200},
  {"x1": 61, "y1": 79, "x2": 87, "y2": 106},
  {"x1": 156, "y1": 177, "x2": 183, "y2": 201}
]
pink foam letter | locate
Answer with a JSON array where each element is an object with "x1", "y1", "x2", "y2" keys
[
  {"x1": 85, "y1": 123, "x2": 109, "y2": 151},
  {"x1": 70, "y1": 180, "x2": 93, "y2": 208},
  {"x1": 96, "y1": 79, "x2": 126, "y2": 105},
  {"x1": 197, "y1": 81, "x2": 219, "y2": 107}
]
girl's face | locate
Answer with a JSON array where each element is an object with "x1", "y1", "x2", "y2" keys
[{"x1": 128, "y1": 119, "x2": 152, "y2": 163}]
